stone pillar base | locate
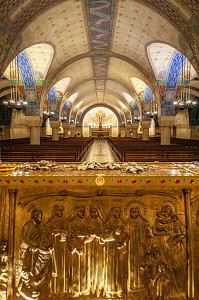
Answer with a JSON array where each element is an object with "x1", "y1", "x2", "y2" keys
[
  {"x1": 62, "y1": 123, "x2": 70, "y2": 138},
  {"x1": 131, "y1": 124, "x2": 139, "y2": 138},
  {"x1": 125, "y1": 124, "x2": 132, "y2": 137},
  {"x1": 69, "y1": 124, "x2": 76, "y2": 137},
  {"x1": 52, "y1": 127, "x2": 59, "y2": 141},
  {"x1": 25, "y1": 116, "x2": 43, "y2": 145},
  {"x1": 159, "y1": 116, "x2": 175, "y2": 145},
  {"x1": 30, "y1": 126, "x2": 41, "y2": 145},
  {"x1": 141, "y1": 121, "x2": 151, "y2": 141},
  {"x1": 50, "y1": 121, "x2": 60, "y2": 141}
]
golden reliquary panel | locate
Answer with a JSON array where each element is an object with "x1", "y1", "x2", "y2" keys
[{"x1": 4, "y1": 186, "x2": 190, "y2": 300}]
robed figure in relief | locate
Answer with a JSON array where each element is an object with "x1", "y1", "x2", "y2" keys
[
  {"x1": 126, "y1": 206, "x2": 153, "y2": 294},
  {"x1": 153, "y1": 205, "x2": 186, "y2": 298},
  {"x1": 67, "y1": 205, "x2": 89, "y2": 297},
  {"x1": 45, "y1": 204, "x2": 69, "y2": 295},
  {"x1": 85, "y1": 207, "x2": 105, "y2": 297},
  {"x1": 102, "y1": 206, "x2": 128, "y2": 298},
  {"x1": 18, "y1": 209, "x2": 53, "y2": 300}
]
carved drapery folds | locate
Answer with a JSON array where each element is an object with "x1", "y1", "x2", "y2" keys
[{"x1": 15, "y1": 192, "x2": 188, "y2": 300}]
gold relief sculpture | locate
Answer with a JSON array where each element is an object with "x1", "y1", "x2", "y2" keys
[
  {"x1": 17, "y1": 209, "x2": 53, "y2": 300},
  {"x1": 152, "y1": 205, "x2": 186, "y2": 299},
  {"x1": 126, "y1": 206, "x2": 153, "y2": 295},
  {"x1": 16, "y1": 197, "x2": 188, "y2": 300},
  {"x1": 0, "y1": 241, "x2": 8, "y2": 299},
  {"x1": 193, "y1": 209, "x2": 199, "y2": 300},
  {"x1": 85, "y1": 207, "x2": 105, "y2": 297},
  {"x1": 67, "y1": 205, "x2": 89, "y2": 297},
  {"x1": 102, "y1": 206, "x2": 128, "y2": 298},
  {"x1": 45, "y1": 205, "x2": 70, "y2": 295}
]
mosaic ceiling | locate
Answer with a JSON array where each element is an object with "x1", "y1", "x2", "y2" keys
[{"x1": 0, "y1": 0, "x2": 198, "y2": 118}]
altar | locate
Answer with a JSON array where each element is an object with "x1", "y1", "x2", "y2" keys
[
  {"x1": 0, "y1": 161, "x2": 199, "y2": 300},
  {"x1": 91, "y1": 129, "x2": 110, "y2": 137}
]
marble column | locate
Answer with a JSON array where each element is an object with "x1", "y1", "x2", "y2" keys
[
  {"x1": 62, "y1": 122, "x2": 70, "y2": 138},
  {"x1": 50, "y1": 120, "x2": 60, "y2": 141},
  {"x1": 125, "y1": 124, "x2": 132, "y2": 137},
  {"x1": 131, "y1": 123, "x2": 139, "y2": 138},
  {"x1": 159, "y1": 116, "x2": 174, "y2": 145},
  {"x1": 26, "y1": 116, "x2": 43, "y2": 145},
  {"x1": 174, "y1": 109, "x2": 190, "y2": 139},
  {"x1": 69, "y1": 124, "x2": 76, "y2": 137},
  {"x1": 141, "y1": 121, "x2": 151, "y2": 141},
  {"x1": 75, "y1": 126, "x2": 83, "y2": 137}
]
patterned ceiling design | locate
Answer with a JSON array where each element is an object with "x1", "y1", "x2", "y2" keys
[
  {"x1": 0, "y1": 0, "x2": 198, "y2": 121},
  {"x1": 86, "y1": 0, "x2": 116, "y2": 98}
]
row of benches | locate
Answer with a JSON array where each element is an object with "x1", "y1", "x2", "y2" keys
[
  {"x1": 107, "y1": 137, "x2": 199, "y2": 162},
  {"x1": 0, "y1": 137, "x2": 94, "y2": 162}
]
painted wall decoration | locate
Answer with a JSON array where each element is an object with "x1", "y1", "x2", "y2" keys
[
  {"x1": 17, "y1": 51, "x2": 36, "y2": 90},
  {"x1": 130, "y1": 101, "x2": 140, "y2": 123},
  {"x1": 83, "y1": 107, "x2": 118, "y2": 128},
  {"x1": 161, "y1": 51, "x2": 185, "y2": 116},
  {"x1": 61, "y1": 101, "x2": 72, "y2": 123},
  {"x1": 17, "y1": 52, "x2": 40, "y2": 116},
  {"x1": 142, "y1": 86, "x2": 153, "y2": 121},
  {"x1": 48, "y1": 87, "x2": 59, "y2": 121}
]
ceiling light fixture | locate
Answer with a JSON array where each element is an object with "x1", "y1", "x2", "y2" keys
[
  {"x1": 174, "y1": 56, "x2": 197, "y2": 110},
  {"x1": 3, "y1": 56, "x2": 27, "y2": 110}
]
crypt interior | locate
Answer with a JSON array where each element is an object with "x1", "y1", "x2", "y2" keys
[{"x1": 0, "y1": 1, "x2": 199, "y2": 300}]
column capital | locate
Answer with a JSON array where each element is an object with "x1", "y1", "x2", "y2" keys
[
  {"x1": 125, "y1": 124, "x2": 132, "y2": 129},
  {"x1": 25, "y1": 116, "x2": 43, "y2": 127},
  {"x1": 50, "y1": 120, "x2": 60, "y2": 128},
  {"x1": 183, "y1": 188, "x2": 192, "y2": 195},
  {"x1": 131, "y1": 123, "x2": 139, "y2": 129},
  {"x1": 62, "y1": 122, "x2": 69, "y2": 129},
  {"x1": 159, "y1": 116, "x2": 175, "y2": 127},
  {"x1": 69, "y1": 124, "x2": 76, "y2": 129},
  {"x1": 141, "y1": 121, "x2": 151, "y2": 129}
]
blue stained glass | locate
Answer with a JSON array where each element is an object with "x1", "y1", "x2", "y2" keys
[{"x1": 17, "y1": 51, "x2": 36, "y2": 90}]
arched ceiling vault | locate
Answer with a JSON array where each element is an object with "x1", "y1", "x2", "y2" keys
[
  {"x1": 0, "y1": 0, "x2": 199, "y2": 114},
  {"x1": 69, "y1": 90, "x2": 132, "y2": 116},
  {"x1": 64, "y1": 78, "x2": 134, "y2": 107}
]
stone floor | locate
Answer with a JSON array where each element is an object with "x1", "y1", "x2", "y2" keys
[{"x1": 82, "y1": 138, "x2": 118, "y2": 163}]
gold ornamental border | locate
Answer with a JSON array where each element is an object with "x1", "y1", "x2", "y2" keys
[{"x1": 0, "y1": 175, "x2": 198, "y2": 187}]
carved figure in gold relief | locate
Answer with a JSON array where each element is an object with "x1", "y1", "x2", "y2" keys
[
  {"x1": 153, "y1": 205, "x2": 173, "y2": 236},
  {"x1": 166, "y1": 214, "x2": 186, "y2": 254},
  {"x1": 102, "y1": 206, "x2": 127, "y2": 298},
  {"x1": 194, "y1": 209, "x2": 199, "y2": 300},
  {"x1": 68, "y1": 205, "x2": 89, "y2": 296},
  {"x1": 150, "y1": 258, "x2": 170, "y2": 299},
  {"x1": 0, "y1": 242, "x2": 8, "y2": 299},
  {"x1": 18, "y1": 209, "x2": 53, "y2": 300},
  {"x1": 153, "y1": 205, "x2": 186, "y2": 298},
  {"x1": 126, "y1": 206, "x2": 153, "y2": 294},
  {"x1": 143, "y1": 245, "x2": 161, "y2": 298},
  {"x1": 86, "y1": 207, "x2": 105, "y2": 297},
  {"x1": 45, "y1": 204, "x2": 70, "y2": 295}
]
